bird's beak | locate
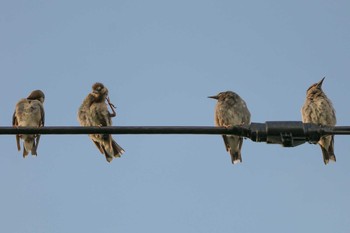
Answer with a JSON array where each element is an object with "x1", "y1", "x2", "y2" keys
[
  {"x1": 93, "y1": 90, "x2": 99, "y2": 94},
  {"x1": 317, "y1": 77, "x2": 325, "y2": 88},
  {"x1": 208, "y1": 95, "x2": 219, "y2": 100}
]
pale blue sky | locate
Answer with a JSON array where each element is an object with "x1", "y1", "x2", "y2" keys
[{"x1": 1, "y1": 1, "x2": 350, "y2": 232}]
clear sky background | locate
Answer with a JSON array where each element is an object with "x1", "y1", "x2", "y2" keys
[{"x1": 1, "y1": 1, "x2": 349, "y2": 232}]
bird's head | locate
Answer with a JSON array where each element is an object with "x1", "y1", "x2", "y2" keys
[
  {"x1": 92, "y1": 82, "x2": 108, "y2": 100},
  {"x1": 27, "y1": 90, "x2": 45, "y2": 103},
  {"x1": 208, "y1": 91, "x2": 236, "y2": 101},
  {"x1": 306, "y1": 77, "x2": 325, "y2": 97}
]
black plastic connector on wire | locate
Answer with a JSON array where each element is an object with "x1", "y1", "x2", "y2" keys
[{"x1": 248, "y1": 121, "x2": 324, "y2": 147}]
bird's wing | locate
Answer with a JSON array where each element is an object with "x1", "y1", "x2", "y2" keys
[
  {"x1": 12, "y1": 111, "x2": 21, "y2": 151},
  {"x1": 99, "y1": 104, "x2": 111, "y2": 126},
  {"x1": 39, "y1": 103, "x2": 45, "y2": 127},
  {"x1": 222, "y1": 135, "x2": 230, "y2": 152},
  {"x1": 92, "y1": 140, "x2": 104, "y2": 154},
  {"x1": 30, "y1": 101, "x2": 44, "y2": 154},
  {"x1": 12, "y1": 111, "x2": 17, "y2": 127}
]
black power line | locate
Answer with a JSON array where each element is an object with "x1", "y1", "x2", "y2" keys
[{"x1": 2, "y1": 121, "x2": 350, "y2": 147}]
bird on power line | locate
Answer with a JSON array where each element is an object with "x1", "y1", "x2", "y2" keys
[
  {"x1": 12, "y1": 90, "x2": 45, "y2": 157},
  {"x1": 301, "y1": 77, "x2": 336, "y2": 165},
  {"x1": 78, "y1": 82, "x2": 124, "y2": 162},
  {"x1": 209, "y1": 91, "x2": 251, "y2": 165}
]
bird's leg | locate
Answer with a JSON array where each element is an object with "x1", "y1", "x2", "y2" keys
[{"x1": 106, "y1": 96, "x2": 117, "y2": 118}]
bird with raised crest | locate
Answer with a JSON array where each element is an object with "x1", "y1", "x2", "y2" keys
[{"x1": 301, "y1": 77, "x2": 336, "y2": 165}]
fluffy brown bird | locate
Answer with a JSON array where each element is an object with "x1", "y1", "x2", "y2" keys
[
  {"x1": 209, "y1": 91, "x2": 251, "y2": 164},
  {"x1": 13, "y1": 90, "x2": 45, "y2": 157},
  {"x1": 78, "y1": 83, "x2": 124, "y2": 162},
  {"x1": 301, "y1": 77, "x2": 336, "y2": 165}
]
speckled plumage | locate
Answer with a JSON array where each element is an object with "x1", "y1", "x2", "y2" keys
[
  {"x1": 78, "y1": 83, "x2": 124, "y2": 162},
  {"x1": 209, "y1": 91, "x2": 251, "y2": 164},
  {"x1": 12, "y1": 90, "x2": 45, "y2": 157},
  {"x1": 301, "y1": 77, "x2": 336, "y2": 164}
]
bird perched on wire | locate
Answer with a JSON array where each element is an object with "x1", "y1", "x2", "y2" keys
[
  {"x1": 78, "y1": 82, "x2": 124, "y2": 162},
  {"x1": 301, "y1": 77, "x2": 336, "y2": 165},
  {"x1": 209, "y1": 91, "x2": 251, "y2": 164},
  {"x1": 12, "y1": 90, "x2": 45, "y2": 157}
]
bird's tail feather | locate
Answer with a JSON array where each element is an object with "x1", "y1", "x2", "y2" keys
[
  {"x1": 102, "y1": 136, "x2": 125, "y2": 163},
  {"x1": 23, "y1": 148, "x2": 29, "y2": 157},
  {"x1": 321, "y1": 136, "x2": 336, "y2": 165},
  {"x1": 227, "y1": 136, "x2": 243, "y2": 165},
  {"x1": 23, "y1": 136, "x2": 35, "y2": 157},
  {"x1": 112, "y1": 139, "x2": 124, "y2": 158},
  {"x1": 102, "y1": 146, "x2": 114, "y2": 163},
  {"x1": 230, "y1": 151, "x2": 242, "y2": 164},
  {"x1": 321, "y1": 147, "x2": 336, "y2": 165},
  {"x1": 31, "y1": 142, "x2": 38, "y2": 156}
]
